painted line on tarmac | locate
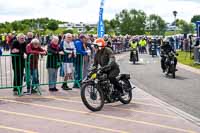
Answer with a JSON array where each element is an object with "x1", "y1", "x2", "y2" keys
[
  {"x1": 131, "y1": 101, "x2": 162, "y2": 107},
  {"x1": 0, "y1": 96, "x2": 80, "y2": 99},
  {"x1": 0, "y1": 109, "x2": 127, "y2": 133},
  {"x1": 40, "y1": 96, "x2": 180, "y2": 117},
  {"x1": 0, "y1": 99, "x2": 197, "y2": 133},
  {"x1": 0, "y1": 96, "x2": 152, "y2": 101},
  {"x1": 153, "y1": 95, "x2": 200, "y2": 127},
  {"x1": 53, "y1": 97, "x2": 163, "y2": 108},
  {"x1": 132, "y1": 84, "x2": 200, "y2": 127},
  {"x1": 1, "y1": 97, "x2": 179, "y2": 119},
  {"x1": 0, "y1": 124, "x2": 37, "y2": 133},
  {"x1": 43, "y1": 98, "x2": 181, "y2": 119},
  {"x1": 110, "y1": 106, "x2": 179, "y2": 119},
  {"x1": 70, "y1": 96, "x2": 153, "y2": 101}
]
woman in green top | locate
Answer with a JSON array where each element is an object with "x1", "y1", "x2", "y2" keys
[{"x1": 47, "y1": 36, "x2": 62, "y2": 92}]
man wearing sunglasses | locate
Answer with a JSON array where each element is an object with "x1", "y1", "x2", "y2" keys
[{"x1": 93, "y1": 38, "x2": 123, "y2": 95}]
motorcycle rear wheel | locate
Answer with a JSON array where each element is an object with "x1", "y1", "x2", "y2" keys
[{"x1": 119, "y1": 79, "x2": 132, "y2": 104}]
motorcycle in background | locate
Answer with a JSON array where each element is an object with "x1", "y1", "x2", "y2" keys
[{"x1": 164, "y1": 52, "x2": 178, "y2": 78}]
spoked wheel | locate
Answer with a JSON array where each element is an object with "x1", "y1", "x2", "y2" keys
[
  {"x1": 119, "y1": 79, "x2": 132, "y2": 104},
  {"x1": 81, "y1": 83, "x2": 104, "y2": 112}
]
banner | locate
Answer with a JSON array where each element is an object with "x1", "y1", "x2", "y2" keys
[
  {"x1": 196, "y1": 21, "x2": 200, "y2": 37},
  {"x1": 97, "y1": 0, "x2": 105, "y2": 38}
]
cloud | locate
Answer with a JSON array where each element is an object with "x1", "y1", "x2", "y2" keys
[{"x1": 0, "y1": 0, "x2": 200, "y2": 23}]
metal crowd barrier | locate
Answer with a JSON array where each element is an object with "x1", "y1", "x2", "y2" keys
[
  {"x1": 0, "y1": 53, "x2": 84, "y2": 96},
  {"x1": 26, "y1": 53, "x2": 83, "y2": 94},
  {"x1": 0, "y1": 54, "x2": 26, "y2": 96},
  {"x1": 0, "y1": 47, "x2": 128, "y2": 96}
]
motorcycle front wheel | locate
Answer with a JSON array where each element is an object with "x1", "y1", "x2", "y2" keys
[
  {"x1": 171, "y1": 65, "x2": 176, "y2": 79},
  {"x1": 81, "y1": 83, "x2": 104, "y2": 112}
]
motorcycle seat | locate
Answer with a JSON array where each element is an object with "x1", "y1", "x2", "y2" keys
[{"x1": 117, "y1": 74, "x2": 131, "y2": 80}]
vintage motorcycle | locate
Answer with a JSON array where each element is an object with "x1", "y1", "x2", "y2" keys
[{"x1": 81, "y1": 66, "x2": 134, "y2": 111}]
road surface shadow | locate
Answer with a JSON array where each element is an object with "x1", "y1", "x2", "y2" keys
[
  {"x1": 128, "y1": 62, "x2": 145, "y2": 65},
  {"x1": 165, "y1": 75, "x2": 188, "y2": 80},
  {"x1": 111, "y1": 103, "x2": 140, "y2": 109}
]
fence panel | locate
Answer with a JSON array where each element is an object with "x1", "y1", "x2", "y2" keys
[
  {"x1": 26, "y1": 53, "x2": 83, "y2": 94},
  {"x1": 0, "y1": 54, "x2": 25, "y2": 96}
]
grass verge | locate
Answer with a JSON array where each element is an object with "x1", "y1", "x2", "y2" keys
[{"x1": 177, "y1": 51, "x2": 200, "y2": 69}]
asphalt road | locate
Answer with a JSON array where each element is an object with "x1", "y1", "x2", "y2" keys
[{"x1": 118, "y1": 52, "x2": 200, "y2": 119}]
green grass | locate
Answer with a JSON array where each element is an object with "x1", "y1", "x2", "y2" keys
[{"x1": 177, "y1": 51, "x2": 200, "y2": 69}]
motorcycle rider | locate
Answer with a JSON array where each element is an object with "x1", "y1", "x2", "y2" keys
[
  {"x1": 129, "y1": 39, "x2": 138, "y2": 62},
  {"x1": 93, "y1": 38, "x2": 123, "y2": 94},
  {"x1": 161, "y1": 38, "x2": 178, "y2": 72}
]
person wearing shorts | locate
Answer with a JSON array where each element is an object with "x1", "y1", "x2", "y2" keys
[{"x1": 62, "y1": 33, "x2": 76, "y2": 90}]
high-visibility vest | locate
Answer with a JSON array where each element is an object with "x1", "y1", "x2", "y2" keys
[
  {"x1": 2, "y1": 36, "x2": 5, "y2": 41},
  {"x1": 130, "y1": 42, "x2": 137, "y2": 49},
  {"x1": 139, "y1": 40, "x2": 147, "y2": 47}
]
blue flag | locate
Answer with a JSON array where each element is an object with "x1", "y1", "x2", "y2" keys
[{"x1": 98, "y1": 0, "x2": 105, "y2": 38}]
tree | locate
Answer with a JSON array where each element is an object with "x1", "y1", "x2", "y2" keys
[
  {"x1": 47, "y1": 21, "x2": 59, "y2": 31},
  {"x1": 85, "y1": 25, "x2": 91, "y2": 32},
  {"x1": 177, "y1": 19, "x2": 194, "y2": 34},
  {"x1": 104, "y1": 20, "x2": 113, "y2": 34},
  {"x1": 147, "y1": 14, "x2": 166, "y2": 35},
  {"x1": 191, "y1": 15, "x2": 200, "y2": 23},
  {"x1": 114, "y1": 9, "x2": 147, "y2": 35},
  {"x1": 63, "y1": 29, "x2": 74, "y2": 34}
]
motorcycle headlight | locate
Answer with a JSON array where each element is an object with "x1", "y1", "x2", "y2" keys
[{"x1": 91, "y1": 73, "x2": 97, "y2": 79}]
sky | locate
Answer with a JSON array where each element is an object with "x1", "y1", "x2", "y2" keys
[{"x1": 0, "y1": 0, "x2": 200, "y2": 24}]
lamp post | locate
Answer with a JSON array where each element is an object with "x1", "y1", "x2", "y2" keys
[
  {"x1": 173, "y1": 11, "x2": 178, "y2": 35},
  {"x1": 173, "y1": 11, "x2": 178, "y2": 50}
]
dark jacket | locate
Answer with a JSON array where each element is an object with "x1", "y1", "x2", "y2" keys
[
  {"x1": 161, "y1": 44, "x2": 175, "y2": 56},
  {"x1": 94, "y1": 47, "x2": 120, "y2": 77},
  {"x1": 46, "y1": 45, "x2": 61, "y2": 69},
  {"x1": 26, "y1": 38, "x2": 33, "y2": 45},
  {"x1": 11, "y1": 40, "x2": 27, "y2": 69}
]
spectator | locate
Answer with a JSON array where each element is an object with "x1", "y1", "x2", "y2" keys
[
  {"x1": 47, "y1": 36, "x2": 61, "y2": 92},
  {"x1": 26, "y1": 32, "x2": 34, "y2": 44},
  {"x1": 61, "y1": 33, "x2": 76, "y2": 90},
  {"x1": 139, "y1": 38, "x2": 147, "y2": 54},
  {"x1": 183, "y1": 38, "x2": 189, "y2": 51},
  {"x1": 0, "y1": 34, "x2": 2, "y2": 47},
  {"x1": 11, "y1": 33, "x2": 27, "y2": 95},
  {"x1": 6, "y1": 33, "x2": 14, "y2": 51},
  {"x1": 107, "y1": 41, "x2": 113, "y2": 51},
  {"x1": 26, "y1": 38, "x2": 46, "y2": 94},
  {"x1": 2, "y1": 34, "x2": 6, "y2": 50},
  {"x1": 74, "y1": 35, "x2": 91, "y2": 88},
  {"x1": 0, "y1": 47, "x2": 2, "y2": 56}
]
